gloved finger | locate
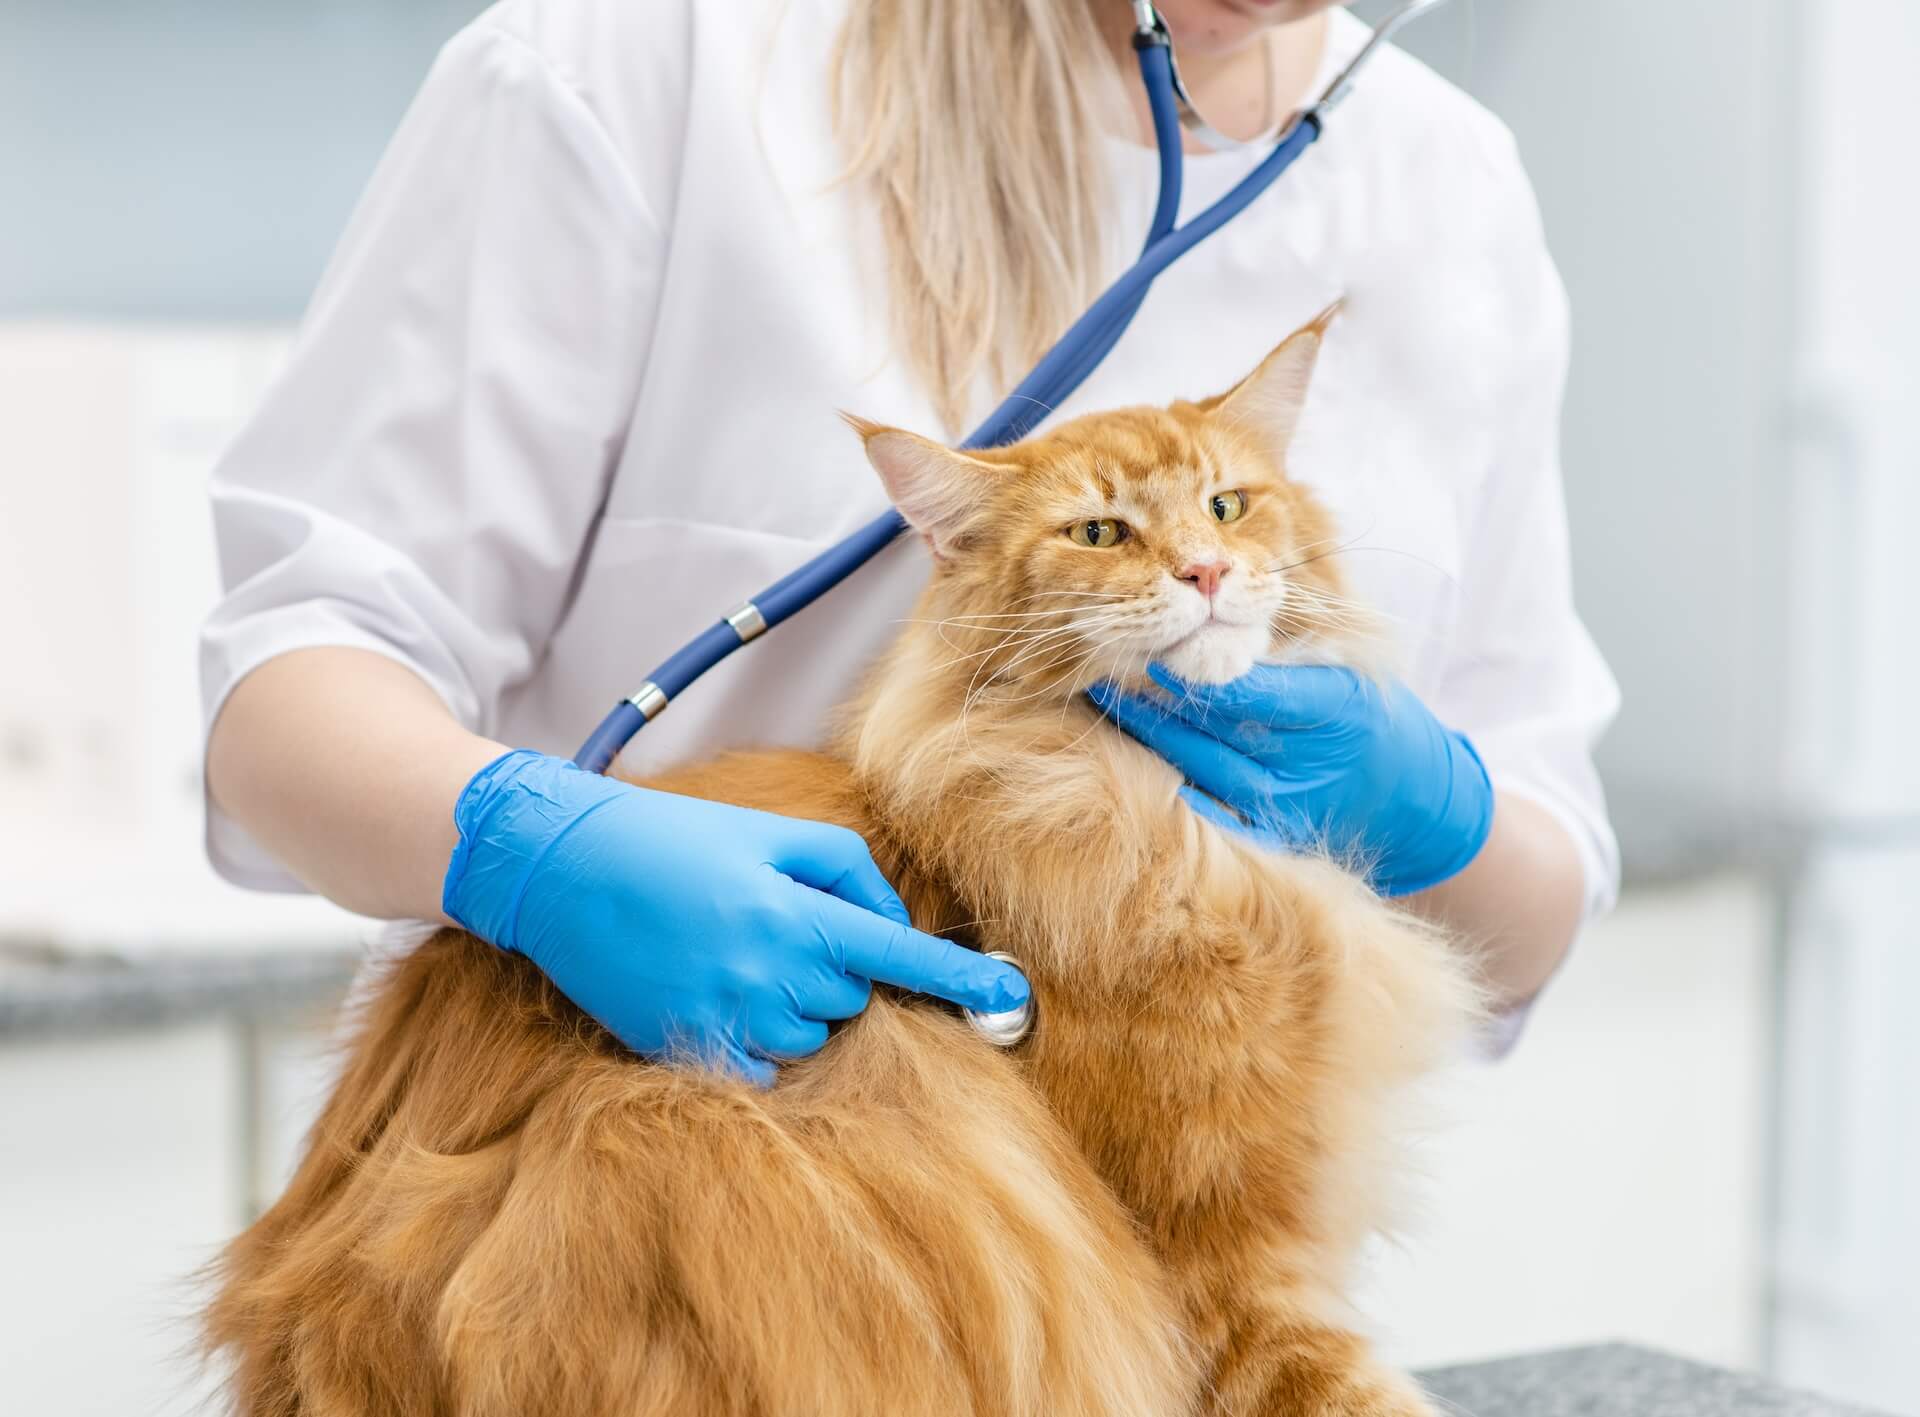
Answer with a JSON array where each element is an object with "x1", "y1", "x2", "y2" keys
[
  {"x1": 1178, "y1": 786, "x2": 1304, "y2": 851},
  {"x1": 814, "y1": 890, "x2": 1029, "y2": 1013},
  {"x1": 1089, "y1": 682, "x2": 1274, "y2": 809},
  {"x1": 1146, "y1": 662, "x2": 1366, "y2": 731},
  {"x1": 727, "y1": 1046, "x2": 779, "y2": 1089},
  {"x1": 744, "y1": 1014, "x2": 831, "y2": 1062},
  {"x1": 795, "y1": 967, "x2": 873, "y2": 1023},
  {"x1": 775, "y1": 821, "x2": 914, "y2": 927},
  {"x1": 675, "y1": 1036, "x2": 778, "y2": 1090}
]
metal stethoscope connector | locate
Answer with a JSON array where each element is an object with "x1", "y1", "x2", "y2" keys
[{"x1": 964, "y1": 951, "x2": 1035, "y2": 1047}]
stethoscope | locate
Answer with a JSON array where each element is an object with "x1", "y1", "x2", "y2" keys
[{"x1": 573, "y1": 0, "x2": 1452, "y2": 1041}]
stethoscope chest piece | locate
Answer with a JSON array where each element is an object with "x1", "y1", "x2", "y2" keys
[{"x1": 964, "y1": 951, "x2": 1034, "y2": 1047}]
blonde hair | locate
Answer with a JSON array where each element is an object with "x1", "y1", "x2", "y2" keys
[{"x1": 831, "y1": 0, "x2": 1127, "y2": 435}]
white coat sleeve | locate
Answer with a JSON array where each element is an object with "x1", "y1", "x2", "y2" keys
[
  {"x1": 199, "y1": 18, "x2": 664, "y2": 889},
  {"x1": 1426, "y1": 138, "x2": 1623, "y2": 1015}
]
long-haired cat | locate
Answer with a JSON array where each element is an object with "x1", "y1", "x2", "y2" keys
[{"x1": 205, "y1": 309, "x2": 1480, "y2": 1416}]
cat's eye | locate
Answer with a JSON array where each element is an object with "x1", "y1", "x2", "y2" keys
[
  {"x1": 1067, "y1": 518, "x2": 1129, "y2": 548},
  {"x1": 1210, "y1": 490, "x2": 1248, "y2": 523}
]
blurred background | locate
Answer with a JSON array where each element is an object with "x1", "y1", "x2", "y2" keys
[{"x1": 2, "y1": 0, "x2": 1915, "y2": 1412}]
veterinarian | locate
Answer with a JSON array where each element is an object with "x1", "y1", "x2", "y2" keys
[{"x1": 202, "y1": 0, "x2": 1618, "y2": 1076}]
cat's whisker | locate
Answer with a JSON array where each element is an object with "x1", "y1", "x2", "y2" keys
[
  {"x1": 1272, "y1": 591, "x2": 1410, "y2": 649},
  {"x1": 1073, "y1": 637, "x2": 1157, "y2": 748},
  {"x1": 1269, "y1": 576, "x2": 1378, "y2": 608},
  {"x1": 962, "y1": 627, "x2": 1124, "y2": 718},
  {"x1": 1276, "y1": 576, "x2": 1370, "y2": 600},
  {"x1": 980, "y1": 616, "x2": 1131, "y2": 681},
  {"x1": 1277, "y1": 599, "x2": 1374, "y2": 622},
  {"x1": 1273, "y1": 581, "x2": 1404, "y2": 629},
  {"x1": 910, "y1": 594, "x2": 1137, "y2": 662},
  {"x1": 926, "y1": 612, "x2": 1131, "y2": 675},
  {"x1": 959, "y1": 627, "x2": 1103, "y2": 732},
  {"x1": 900, "y1": 605, "x2": 1114, "y2": 628},
  {"x1": 1053, "y1": 649, "x2": 1136, "y2": 750},
  {"x1": 1264, "y1": 527, "x2": 1354, "y2": 563},
  {"x1": 1265, "y1": 537, "x2": 1455, "y2": 581},
  {"x1": 897, "y1": 617, "x2": 1071, "y2": 644},
  {"x1": 1002, "y1": 589, "x2": 1129, "y2": 608},
  {"x1": 927, "y1": 628, "x2": 1080, "y2": 674},
  {"x1": 1280, "y1": 603, "x2": 1378, "y2": 627},
  {"x1": 972, "y1": 658, "x2": 1099, "y2": 712}
]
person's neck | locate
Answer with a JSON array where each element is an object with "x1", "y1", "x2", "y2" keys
[{"x1": 1097, "y1": 7, "x2": 1331, "y2": 152}]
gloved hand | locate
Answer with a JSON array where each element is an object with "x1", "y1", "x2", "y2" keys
[
  {"x1": 1087, "y1": 665, "x2": 1493, "y2": 896},
  {"x1": 442, "y1": 749, "x2": 1027, "y2": 1085}
]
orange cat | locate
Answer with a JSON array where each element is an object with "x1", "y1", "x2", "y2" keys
[{"x1": 205, "y1": 310, "x2": 1480, "y2": 1416}]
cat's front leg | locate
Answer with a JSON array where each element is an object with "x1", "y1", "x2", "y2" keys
[{"x1": 1115, "y1": 840, "x2": 1465, "y2": 1417}]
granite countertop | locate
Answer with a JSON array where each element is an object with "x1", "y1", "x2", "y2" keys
[
  {"x1": 1419, "y1": 1344, "x2": 1894, "y2": 1417},
  {"x1": 0, "y1": 940, "x2": 358, "y2": 1039}
]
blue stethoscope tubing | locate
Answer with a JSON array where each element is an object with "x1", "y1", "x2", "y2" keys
[{"x1": 574, "y1": 1, "x2": 1446, "y2": 774}]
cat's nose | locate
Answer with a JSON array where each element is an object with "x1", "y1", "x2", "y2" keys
[{"x1": 1177, "y1": 560, "x2": 1231, "y2": 599}]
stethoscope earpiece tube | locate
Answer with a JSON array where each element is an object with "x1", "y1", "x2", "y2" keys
[{"x1": 574, "y1": 1, "x2": 1449, "y2": 774}]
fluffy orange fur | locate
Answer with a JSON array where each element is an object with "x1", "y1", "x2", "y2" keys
[{"x1": 205, "y1": 313, "x2": 1481, "y2": 1415}]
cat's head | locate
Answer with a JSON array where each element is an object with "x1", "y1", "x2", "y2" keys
[{"x1": 848, "y1": 306, "x2": 1352, "y2": 691}]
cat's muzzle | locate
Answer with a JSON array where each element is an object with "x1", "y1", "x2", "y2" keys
[{"x1": 964, "y1": 952, "x2": 1035, "y2": 1047}]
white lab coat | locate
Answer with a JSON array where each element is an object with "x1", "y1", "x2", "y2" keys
[{"x1": 201, "y1": 0, "x2": 1621, "y2": 926}]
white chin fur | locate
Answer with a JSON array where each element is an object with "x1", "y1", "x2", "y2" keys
[{"x1": 1154, "y1": 621, "x2": 1269, "y2": 685}]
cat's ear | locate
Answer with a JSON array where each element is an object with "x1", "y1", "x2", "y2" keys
[
  {"x1": 1211, "y1": 299, "x2": 1342, "y2": 457},
  {"x1": 843, "y1": 414, "x2": 1000, "y2": 557}
]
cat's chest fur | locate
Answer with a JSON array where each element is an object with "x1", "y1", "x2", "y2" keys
[{"x1": 861, "y1": 716, "x2": 1193, "y2": 971}]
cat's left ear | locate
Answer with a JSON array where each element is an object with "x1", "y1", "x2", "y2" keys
[
  {"x1": 843, "y1": 414, "x2": 1001, "y2": 558},
  {"x1": 1211, "y1": 299, "x2": 1343, "y2": 458}
]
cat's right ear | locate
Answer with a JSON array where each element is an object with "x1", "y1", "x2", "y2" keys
[
  {"x1": 1209, "y1": 299, "x2": 1342, "y2": 460},
  {"x1": 843, "y1": 414, "x2": 1000, "y2": 558}
]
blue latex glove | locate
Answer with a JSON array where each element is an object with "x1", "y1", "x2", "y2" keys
[
  {"x1": 1087, "y1": 665, "x2": 1493, "y2": 896},
  {"x1": 442, "y1": 749, "x2": 1027, "y2": 1085}
]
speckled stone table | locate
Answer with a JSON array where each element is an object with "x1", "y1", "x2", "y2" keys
[{"x1": 1418, "y1": 1344, "x2": 1895, "y2": 1417}]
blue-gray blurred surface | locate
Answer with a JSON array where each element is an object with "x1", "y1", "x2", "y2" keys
[{"x1": 0, "y1": 0, "x2": 485, "y2": 321}]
